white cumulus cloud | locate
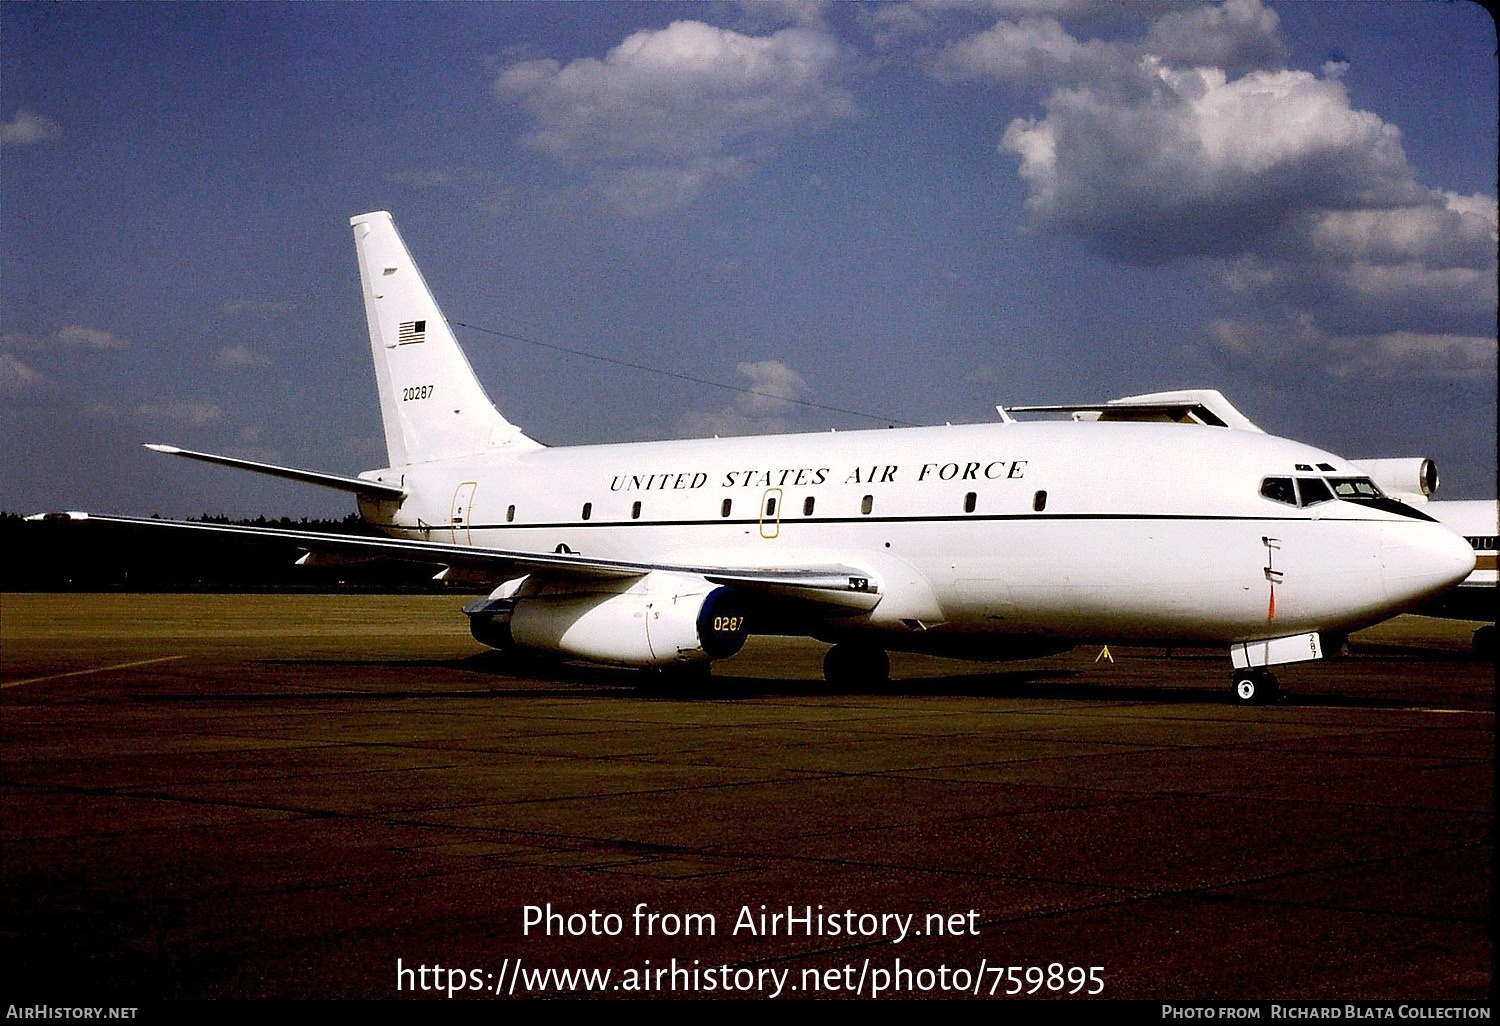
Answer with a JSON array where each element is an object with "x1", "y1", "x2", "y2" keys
[
  {"x1": 497, "y1": 20, "x2": 855, "y2": 214},
  {"x1": 931, "y1": 16, "x2": 1122, "y2": 83},
  {"x1": 0, "y1": 353, "x2": 46, "y2": 390},
  {"x1": 1209, "y1": 317, "x2": 1495, "y2": 383},
  {"x1": 1, "y1": 109, "x2": 62, "y2": 146},
  {"x1": 217, "y1": 345, "x2": 271, "y2": 367},
  {"x1": 135, "y1": 402, "x2": 223, "y2": 427},
  {"x1": 56, "y1": 325, "x2": 130, "y2": 351},
  {"x1": 1000, "y1": 63, "x2": 1422, "y2": 259},
  {"x1": 676, "y1": 359, "x2": 809, "y2": 437},
  {"x1": 924, "y1": 0, "x2": 1495, "y2": 379},
  {"x1": 1140, "y1": 0, "x2": 1285, "y2": 76}
]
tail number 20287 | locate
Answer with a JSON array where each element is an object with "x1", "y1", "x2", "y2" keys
[{"x1": 402, "y1": 385, "x2": 435, "y2": 402}]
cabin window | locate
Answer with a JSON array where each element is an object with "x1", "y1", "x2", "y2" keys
[
  {"x1": 963, "y1": 492, "x2": 976, "y2": 514},
  {"x1": 1467, "y1": 536, "x2": 1495, "y2": 550},
  {"x1": 631, "y1": 500, "x2": 642, "y2": 520},
  {"x1": 1295, "y1": 477, "x2": 1334, "y2": 506},
  {"x1": 506, "y1": 504, "x2": 516, "y2": 522},
  {"x1": 765, "y1": 496, "x2": 777, "y2": 517},
  {"x1": 803, "y1": 496, "x2": 815, "y2": 517},
  {"x1": 1260, "y1": 477, "x2": 1296, "y2": 506},
  {"x1": 721, "y1": 498, "x2": 732, "y2": 518},
  {"x1": 861, "y1": 495, "x2": 874, "y2": 515},
  {"x1": 1033, "y1": 490, "x2": 1047, "y2": 512},
  {"x1": 581, "y1": 502, "x2": 592, "y2": 521}
]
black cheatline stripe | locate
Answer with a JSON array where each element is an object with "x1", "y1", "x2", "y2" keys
[{"x1": 444, "y1": 512, "x2": 1330, "y2": 533}]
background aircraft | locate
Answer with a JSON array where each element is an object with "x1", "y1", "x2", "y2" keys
[{"x1": 1347, "y1": 460, "x2": 1496, "y2": 655}]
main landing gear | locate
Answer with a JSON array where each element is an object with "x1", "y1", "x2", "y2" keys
[
  {"x1": 1231, "y1": 669, "x2": 1280, "y2": 705},
  {"x1": 823, "y1": 643, "x2": 890, "y2": 687}
]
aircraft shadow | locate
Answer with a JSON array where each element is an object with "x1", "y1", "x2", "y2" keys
[
  {"x1": 453, "y1": 654, "x2": 1243, "y2": 704},
  {"x1": 130, "y1": 652, "x2": 1481, "y2": 711},
  {"x1": 246, "y1": 653, "x2": 1089, "y2": 699}
]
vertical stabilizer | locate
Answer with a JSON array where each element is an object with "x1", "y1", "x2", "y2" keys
[{"x1": 351, "y1": 211, "x2": 541, "y2": 466}]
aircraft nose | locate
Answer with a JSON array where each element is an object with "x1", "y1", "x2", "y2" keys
[{"x1": 1381, "y1": 523, "x2": 1476, "y2": 607}]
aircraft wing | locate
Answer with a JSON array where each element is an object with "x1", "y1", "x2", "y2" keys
[{"x1": 27, "y1": 512, "x2": 881, "y2": 610}]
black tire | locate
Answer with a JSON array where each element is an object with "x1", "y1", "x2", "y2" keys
[
  {"x1": 1233, "y1": 674, "x2": 1260, "y2": 704},
  {"x1": 1232, "y1": 670, "x2": 1279, "y2": 705}
]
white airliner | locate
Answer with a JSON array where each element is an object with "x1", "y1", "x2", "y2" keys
[{"x1": 32, "y1": 212, "x2": 1476, "y2": 704}]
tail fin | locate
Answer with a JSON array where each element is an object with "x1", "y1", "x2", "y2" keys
[{"x1": 350, "y1": 211, "x2": 541, "y2": 466}]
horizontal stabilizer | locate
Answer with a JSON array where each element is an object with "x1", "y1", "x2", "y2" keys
[{"x1": 144, "y1": 444, "x2": 407, "y2": 500}]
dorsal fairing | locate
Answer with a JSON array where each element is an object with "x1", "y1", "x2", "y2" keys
[{"x1": 350, "y1": 211, "x2": 541, "y2": 466}]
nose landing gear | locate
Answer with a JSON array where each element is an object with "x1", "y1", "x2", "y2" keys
[{"x1": 1232, "y1": 669, "x2": 1280, "y2": 705}]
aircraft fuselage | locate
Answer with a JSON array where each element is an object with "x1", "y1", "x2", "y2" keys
[{"x1": 357, "y1": 418, "x2": 1471, "y2": 651}]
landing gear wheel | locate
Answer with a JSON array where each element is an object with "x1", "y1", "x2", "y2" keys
[
  {"x1": 823, "y1": 644, "x2": 890, "y2": 687},
  {"x1": 1232, "y1": 670, "x2": 1279, "y2": 705}
]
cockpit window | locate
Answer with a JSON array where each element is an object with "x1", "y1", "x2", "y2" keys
[
  {"x1": 1327, "y1": 476, "x2": 1437, "y2": 521},
  {"x1": 1263, "y1": 474, "x2": 1433, "y2": 519},
  {"x1": 1329, "y1": 476, "x2": 1384, "y2": 500},
  {"x1": 1296, "y1": 477, "x2": 1334, "y2": 506},
  {"x1": 1260, "y1": 477, "x2": 1297, "y2": 506}
]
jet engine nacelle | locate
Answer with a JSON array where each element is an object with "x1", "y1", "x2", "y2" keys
[
  {"x1": 467, "y1": 571, "x2": 749, "y2": 668},
  {"x1": 1352, "y1": 458, "x2": 1438, "y2": 501}
]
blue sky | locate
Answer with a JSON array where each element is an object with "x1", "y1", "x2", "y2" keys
[{"x1": 3, "y1": 0, "x2": 1495, "y2": 518}]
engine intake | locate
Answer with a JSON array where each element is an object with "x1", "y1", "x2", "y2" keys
[{"x1": 1352, "y1": 458, "x2": 1438, "y2": 500}]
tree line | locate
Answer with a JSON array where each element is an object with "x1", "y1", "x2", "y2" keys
[{"x1": 0, "y1": 513, "x2": 473, "y2": 592}]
